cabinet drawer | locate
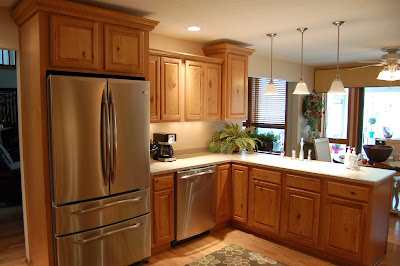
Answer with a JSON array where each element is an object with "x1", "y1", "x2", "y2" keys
[
  {"x1": 286, "y1": 174, "x2": 321, "y2": 192},
  {"x1": 327, "y1": 181, "x2": 369, "y2": 202},
  {"x1": 153, "y1": 174, "x2": 174, "y2": 191},
  {"x1": 251, "y1": 168, "x2": 281, "y2": 184}
]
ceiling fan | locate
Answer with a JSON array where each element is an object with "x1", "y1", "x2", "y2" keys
[{"x1": 350, "y1": 47, "x2": 400, "y2": 81}]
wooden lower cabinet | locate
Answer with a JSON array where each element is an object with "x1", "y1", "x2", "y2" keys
[
  {"x1": 152, "y1": 174, "x2": 175, "y2": 247},
  {"x1": 282, "y1": 187, "x2": 320, "y2": 247},
  {"x1": 248, "y1": 178, "x2": 280, "y2": 234},
  {"x1": 232, "y1": 164, "x2": 248, "y2": 223},
  {"x1": 216, "y1": 164, "x2": 231, "y2": 223},
  {"x1": 323, "y1": 196, "x2": 367, "y2": 263}
]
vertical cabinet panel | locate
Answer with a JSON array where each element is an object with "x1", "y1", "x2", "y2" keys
[
  {"x1": 204, "y1": 64, "x2": 221, "y2": 120},
  {"x1": 149, "y1": 55, "x2": 160, "y2": 122},
  {"x1": 282, "y1": 187, "x2": 320, "y2": 247},
  {"x1": 104, "y1": 24, "x2": 144, "y2": 74},
  {"x1": 226, "y1": 54, "x2": 248, "y2": 120},
  {"x1": 161, "y1": 57, "x2": 181, "y2": 121},
  {"x1": 185, "y1": 61, "x2": 204, "y2": 120},
  {"x1": 50, "y1": 15, "x2": 99, "y2": 70},
  {"x1": 323, "y1": 197, "x2": 366, "y2": 263},
  {"x1": 232, "y1": 164, "x2": 249, "y2": 223},
  {"x1": 248, "y1": 179, "x2": 281, "y2": 234},
  {"x1": 216, "y1": 164, "x2": 231, "y2": 223}
]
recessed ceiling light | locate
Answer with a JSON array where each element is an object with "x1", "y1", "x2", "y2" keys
[{"x1": 187, "y1": 26, "x2": 202, "y2": 32}]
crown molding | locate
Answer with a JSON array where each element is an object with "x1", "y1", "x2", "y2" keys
[
  {"x1": 203, "y1": 43, "x2": 255, "y2": 57},
  {"x1": 11, "y1": 0, "x2": 159, "y2": 31},
  {"x1": 149, "y1": 48, "x2": 223, "y2": 64}
]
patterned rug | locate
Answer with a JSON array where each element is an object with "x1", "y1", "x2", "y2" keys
[{"x1": 186, "y1": 244, "x2": 288, "y2": 266}]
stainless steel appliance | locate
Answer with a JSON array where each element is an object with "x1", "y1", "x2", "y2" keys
[
  {"x1": 48, "y1": 75, "x2": 150, "y2": 266},
  {"x1": 153, "y1": 133, "x2": 176, "y2": 162},
  {"x1": 175, "y1": 165, "x2": 217, "y2": 241}
]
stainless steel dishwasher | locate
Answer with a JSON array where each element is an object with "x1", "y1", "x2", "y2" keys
[{"x1": 175, "y1": 165, "x2": 217, "y2": 241}]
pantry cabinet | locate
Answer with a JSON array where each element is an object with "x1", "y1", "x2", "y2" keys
[
  {"x1": 232, "y1": 164, "x2": 249, "y2": 223},
  {"x1": 216, "y1": 164, "x2": 231, "y2": 223}
]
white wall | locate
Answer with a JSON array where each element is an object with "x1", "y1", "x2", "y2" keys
[{"x1": 0, "y1": 7, "x2": 19, "y2": 50}]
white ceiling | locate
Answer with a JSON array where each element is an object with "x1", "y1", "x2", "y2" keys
[{"x1": 4, "y1": 0, "x2": 400, "y2": 66}]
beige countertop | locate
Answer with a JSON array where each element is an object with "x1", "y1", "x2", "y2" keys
[{"x1": 150, "y1": 152, "x2": 396, "y2": 185}]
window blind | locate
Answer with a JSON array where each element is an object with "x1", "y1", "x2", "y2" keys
[
  {"x1": 249, "y1": 77, "x2": 286, "y2": 126},
  {"x1": 0, "y1": 50, "x2": 16, "y2": 66}
]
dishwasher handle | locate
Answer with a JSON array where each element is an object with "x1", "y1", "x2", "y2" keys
[{"x1": 179, "y1": 169, "x2": 215, "y2": 180}]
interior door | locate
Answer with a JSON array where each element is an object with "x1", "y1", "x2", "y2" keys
[
  {"x1": 49, "y1": 75, "x2": 107, "y2": 205},
  {"x1": 108, "y1": 79, "x2": 150, "y2": 195}
]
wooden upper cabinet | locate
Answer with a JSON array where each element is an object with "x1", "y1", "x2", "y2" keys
[
  {"x1": 185, "y1": 61, "x2": 204, "y2": 120},
  {"x1": 282, "y1": 187, "x2": 320, "y2": 247},
  {"x1": 232, "y1": 164, "x2": 249, "y2": 223},
  {"x1": 216, "y1": 164, "x2": 231, "y2": 223},
  {"x1": 204, "y1": 63, "x2": 222, "y2": 120},
  {"x1": 149, "y1": 55, "x2": 160, "y2": 122},
  {"x1": 203, "y1": 44, "x2": 255, "y2": 121},
  {"x1": 323, "y1": 197, "x2": 367, "y2": 263},
  {"x1": 161, "y1": 57, "x2": 182, "y2": 121},
  {"x1": 104, "y1": 24, "x2": 144, "y2": 74},
  {"x1": 50, "y1": 15, "x2": 99, "y2": 70}
]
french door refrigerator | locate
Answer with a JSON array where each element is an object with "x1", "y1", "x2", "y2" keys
[{"x1": 48, "y1": 75, "x2": 150, "y2": 266}]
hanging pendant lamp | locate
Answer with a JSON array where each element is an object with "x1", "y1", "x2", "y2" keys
[
  {"x1": 293, "y1": 27, "x2": 310, "y2": 95},
  {"x1": 264, "y1": 33, "x2": 279, "y2": 95},
  {"x1": 328, "y1": 21, "x2": 347, "y2": 94}
]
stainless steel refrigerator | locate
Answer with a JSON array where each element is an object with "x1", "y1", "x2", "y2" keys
[{"x1": 48, "y1": 75, "x2": 150, "y2": 266}]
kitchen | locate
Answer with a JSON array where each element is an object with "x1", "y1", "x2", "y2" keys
[{"x1": 0, "y1": 0, "x2": 400, "y2": 266}]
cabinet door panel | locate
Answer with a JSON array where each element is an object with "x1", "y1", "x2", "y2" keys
[
  {"x1": 204, "y1": 63, "x2": 221, "y2": 120},
  {"x1": 185, "y1": 61, "x2": 204, "y2": 120},
  {"x1": 104, "y1": 24, "x2": 144, "y2": 74},
  {"x1": 149, "y1": 55, "x2": 160, "y2": 122},
  {"x1": 161, "y1": 57, "x2": 181, "y2": 121},
  {"x1": 282, "y1": 188, "x2": 320, "y2": 247},
  {"x1": 249, "y1": 179, "x2": 280, "y2": 233},
  {"x1": 153, "y1": 189, "x2": 174, "y2": 246},
  {"x1": 232, "y1": 164, "x2": 248, "y2": 223},
  {"x1": 324, "y1": 197, "x2": 366, "y2": 263},
  {"x1": 50, "y1": 15, "x2": 99, "y2": 69},
  {"x1": 227, "y1": 54, "x2": 247, "y2": 120},
  {"x1": 217, "y1": 164, "x2": 231, "y2": 223}
]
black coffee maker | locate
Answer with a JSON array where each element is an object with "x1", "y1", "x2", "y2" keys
[{"x1": 152, "y1": 133, "x2": 177, "y2": 162}]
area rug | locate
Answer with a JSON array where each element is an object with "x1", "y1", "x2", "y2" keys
[{"x1": 185, "y1": 244, "x2": 288, "y2": 266}]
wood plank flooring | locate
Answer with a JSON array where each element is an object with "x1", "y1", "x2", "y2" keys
[{"x1": 1, "y1": 214, "x2": 399, "y2": 265}]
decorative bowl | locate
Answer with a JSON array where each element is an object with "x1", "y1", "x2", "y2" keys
[{"x1": 363, "y1": 145, "x2": 394, "y2": 162}]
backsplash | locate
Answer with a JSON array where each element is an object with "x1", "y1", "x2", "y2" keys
[{"x1": 150, "y1": 120, "x2": 242, "y2": 154}]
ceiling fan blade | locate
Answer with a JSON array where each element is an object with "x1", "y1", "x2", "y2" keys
[{"x1": 349, "y1": 63, "x2": 384, "y2": 70}]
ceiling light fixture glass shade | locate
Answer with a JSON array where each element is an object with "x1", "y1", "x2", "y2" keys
[
  {"x1": 328, "y1": 21, "x2": 347, "y2": 94},
  {"x1": 187, "y1": 26, "x2": 202, "y2": 31},
  {"x1": 377, "y1": 64, "x2": 400, "y2": 81},
  {"x1": 293, "y1": 27, "x2": 310, "y2": 95},
  {"x1": 264, "y1": 33, "x2": 279, "y2": 95}
]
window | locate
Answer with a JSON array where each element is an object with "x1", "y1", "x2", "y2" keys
[
  {"x1": 325, "y1": 88, "x2": 349, "y2": 139},
  {"x1": 247, "y1": 77, "x2": 287, "y2": 151},
  {"x1": 0, "y1": 49, "x2": 16, "y2": 68}
]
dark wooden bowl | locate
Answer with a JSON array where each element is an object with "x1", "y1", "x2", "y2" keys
[{"x1": 363, "y1": 145, "x2": 394, "y2": 162}]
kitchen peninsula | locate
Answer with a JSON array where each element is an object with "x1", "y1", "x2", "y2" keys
[{"x1": 151, "y1": 152, "x2": 395, "y2": 266}]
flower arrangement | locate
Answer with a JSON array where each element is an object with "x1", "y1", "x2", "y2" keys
[
  {"x1": 331, "y1": 143, "x2": 343, "y2": 154},
  {"x1": 303, "y1": 90, "x2": 325, "y2": 132}
]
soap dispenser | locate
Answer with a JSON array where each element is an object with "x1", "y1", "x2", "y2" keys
[{"x1": 344, "y1": 146, "x2": 351, "y2": 168}]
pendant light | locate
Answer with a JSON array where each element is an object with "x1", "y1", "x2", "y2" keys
[
  {"x1": 264, "y1": 33, "x2": 279, "y2": 95},
  {"x1": 328, "y1": 21, "x2": 347, "y2": 94},
  {"x1": 293, "y1": 27, "x2": 310, "y2": 95}
]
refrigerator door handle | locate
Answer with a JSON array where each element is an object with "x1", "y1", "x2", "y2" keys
[
  {"x1": 72, "y1": 222, "x2": 143, "y2": 245},
  {"x1": 71, "y1": 197, "x2": 143, "y2": 215},
  {"x1": 109, "y1": 90, "x2": 117, "y2": 184},
  {"x1": 101, "y1": 89, "x2": 111, "y2": 186}
]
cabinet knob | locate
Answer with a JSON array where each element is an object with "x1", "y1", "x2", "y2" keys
[
  {"x1": 117, "y1": 47, "x2": 120, "y2": 51},
  {"x1": 82, "y1": 51, "x2": 86, "y2": 58}
]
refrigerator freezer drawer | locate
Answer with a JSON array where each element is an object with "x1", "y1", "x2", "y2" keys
[
  {"x1": 56, "y1": 213, "x2": 150, "y2": 266},
  {"x1": 54, "y1": 189, "x2": 150, "y2": 236}
]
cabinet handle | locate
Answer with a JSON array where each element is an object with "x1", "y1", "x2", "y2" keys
[
  {"x1": 82, "y1": 51, "x2": 86, "y2": 58},
  {"x1": 350, "y1": 192, "x2": 356, "y2": 195}
]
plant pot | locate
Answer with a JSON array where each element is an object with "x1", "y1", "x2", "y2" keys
[
  {"x1": 369, "y1": 131, "x2": 375, "y2": 138},
  {"x1": 265, "y1": 142, "x2": 273, "y2": 152}
]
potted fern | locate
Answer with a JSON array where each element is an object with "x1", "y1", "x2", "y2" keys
[
  {"x1": 209, "y1": 123, "x2": 260, "y2": 154},
  {"x1": 250, "y1": 132, "x2": 280, "y2": 152}
]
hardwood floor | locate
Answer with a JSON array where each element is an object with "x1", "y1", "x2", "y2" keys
[{"x1": 1, "y1": 214, "x2": 399, "y2": 265}]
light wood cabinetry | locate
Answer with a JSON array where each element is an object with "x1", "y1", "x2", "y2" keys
[
  {"x1": 185, "y1": 60, "x2": 204, "y2": 120},
  {"x1": 216, "y1": 164, "x2": 231, "y2": 223},
  {"x1": 203, "y1": 44, "x2": 255, "y2": 120},
  {"x1": 204, "y1": 63, "x2": 222, "y2": 120},
  {"x1": 160, "y1": 57, "x2": 182, "y2": 121},
  {"x1": 232, "y1": 164, "x2": 249, "y2": 223},
  {"x1": 104, "y1": 24, "x2": 144, "y2": 74},
  {"x1": 50, "y1": 15, "x2": 99, "y2": 70},
  {"x1": 152, "y1": 173, "x2": 175, "y2": 247},
  {"x1": 149, "y1": 55, "x2": 161, "y2": 121}
]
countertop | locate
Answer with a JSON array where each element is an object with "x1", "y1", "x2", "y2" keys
[{"x1": 150, "y1": 152, "x2": 396, "y2": 185}]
